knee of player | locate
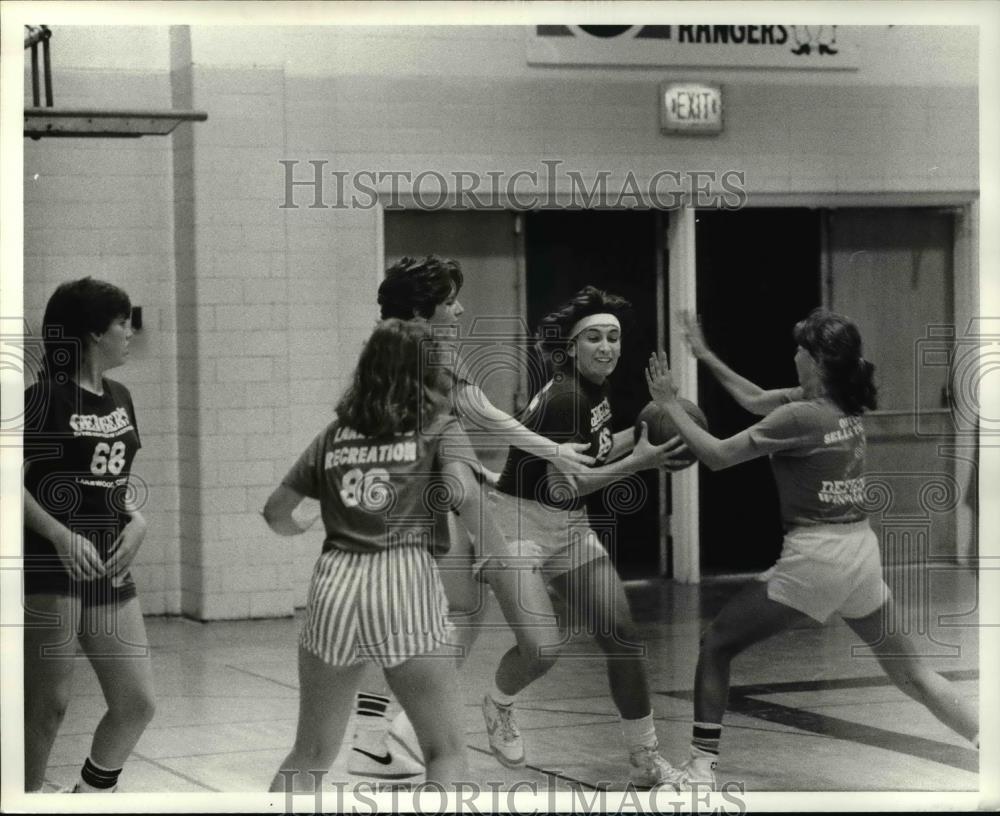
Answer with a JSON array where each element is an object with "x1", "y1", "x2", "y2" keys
[
  {"x1": 111, "y1": 688, "x2": 156, "y2": 725},
  {"x1": 26, "y1": 694, "x2": 71, "y2": 731},
  {"x1": 520, "y1": 643, "x2": 559, "y2": 677},
  {"x1": 700, "y1": 623, "x2": 740, "y2": 658}
]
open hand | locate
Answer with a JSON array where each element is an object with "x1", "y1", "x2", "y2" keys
[
  {"x1": 681, "y1": 311, "x2": 711, "y2": 360},
  {"x1": 552, "y1": 441, "x2": 597, "y2": 474},
  {"x1": 645, "y1": 350, "x2": 678, "y2": 404},
  {"x1": 632, "y1": 422, "x2": 687, "y2": 471},
  {"x1": 659, "y1": 435, "x2": 692, "y2": 472}
]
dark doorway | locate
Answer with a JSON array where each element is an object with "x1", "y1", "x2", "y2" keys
[
  {"x1": 695, "y1": 209, "x2": 821, "y2": 574},
  {"x1": 525, "y1": 210, "x2": 662, "y2": 579}
]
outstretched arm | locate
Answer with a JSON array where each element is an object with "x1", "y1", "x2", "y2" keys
[
  {"x1": 682, "y1": 311, "x2": 801, "y2": 416},
  {"x1": 646, "y1": 351, "x2": 760, "y2": 471},
  {"x1": 549, "y1": 424, "x2": 690, "y2": 498},
  {"x1": 453, "y1": 381, "x2": 595, "y2": 472}
]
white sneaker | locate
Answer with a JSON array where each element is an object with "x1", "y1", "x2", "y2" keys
[
  {"x1": 677, "y1": 754, "x2": 718, "y2": 792},
  {"x1": 349, "y1": 707, "x2": 424, "y2": 779},
  {"x1": 387, "y1": 710, "x2": 425, "y2": 768},
  {"x1": 348, "y1": 744, "x2": 424, "y2": 780},
  {"x1": 482, "y1": 695, "x2": 525, "y2": 768},
  {"x1": 628, "y1": 745, "x2": 685, "y2": 790}
]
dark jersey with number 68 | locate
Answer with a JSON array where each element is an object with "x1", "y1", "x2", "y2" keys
[{"x1": 23, "y1": 377, "x2": 142, "y2": 579}]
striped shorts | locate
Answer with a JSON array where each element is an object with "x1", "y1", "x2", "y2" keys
[{"x1": 300, "y1": 545, "x2": 454, "y2": 668}]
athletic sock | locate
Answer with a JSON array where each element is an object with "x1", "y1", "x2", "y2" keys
[
  {"x1": 356, "y1": 691, "x2": 392, "y2": 720},
  {"x1": 76, "y1": 756, "x2": 121, "y2": 793},
  {"x1": 620, "y1": 712, "x2": 658, "y2": 752},
  {"x1": 490, "y1": 682, "x2": 517, "y2": 707},
  {"x1": 691, "y1": 721, "x2": 722, "y2": 760}
]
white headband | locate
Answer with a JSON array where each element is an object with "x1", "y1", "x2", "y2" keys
[{"x1": 569, "y1": 313, "x2": 621, "y2": 340}]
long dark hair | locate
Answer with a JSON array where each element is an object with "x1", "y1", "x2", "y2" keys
[
  {"x1": 335, "y1": 319, "x2": 450, "y2": 437},
  {"x1": 377, "y1": 255, "x2": 464, "y2": 320},
  {"x1": 536, "y1": 285, "x2": 631, "y2": 373},
  {"x1": 794, "y1": 308, "x2": 877, "y2": 415},
  {"x1": 41, "y1": 277, "x2": 131, "y2": 381}
]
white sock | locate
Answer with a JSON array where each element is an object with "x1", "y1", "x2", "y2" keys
[
  {"x1": 620, "y1": 712, "x2": 657, "y2": 752},
  {"x1": 491, "y1": 682, "x2": 516, "y2": 706}
]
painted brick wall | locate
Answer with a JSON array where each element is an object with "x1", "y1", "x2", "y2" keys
[
  {"x1": 23, "y1": 59, "x2": 180, "y2": 614},
  {"x1": 22, "y1": 24, "x2": 979, "y2": 618}
]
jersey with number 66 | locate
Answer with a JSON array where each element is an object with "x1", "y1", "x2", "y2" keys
[
  {"x1": 23, "y1": 377, "x2": 141, "y2": 559},
  {"x1": 282, "y1": 415, "x2": 471, "y2": 555}
]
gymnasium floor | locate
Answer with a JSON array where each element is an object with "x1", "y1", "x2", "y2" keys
[{"x1": 39, "y1": 564, "x2": 979, "y2": 796}]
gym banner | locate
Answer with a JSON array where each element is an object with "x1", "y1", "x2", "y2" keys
[{"x1": 527, "y1": 25, "x2": 859, "y2": 70}]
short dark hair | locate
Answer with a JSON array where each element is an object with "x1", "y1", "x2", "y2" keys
[
  {"x1": 536, "y1": 285, "x2": 631, "y2": 371},
  {"x1": 377, "y1": 255, "x2": 464, "y2": 320},
  {"x1": 335, "y1": 319, "x2": 451, "y2": 437},
  {"x1": 41, "y1": 277, "x2": 131, "y2": 380},
  {"x1": 794, "y1": 308, "x2": 877, "y2": 415}
]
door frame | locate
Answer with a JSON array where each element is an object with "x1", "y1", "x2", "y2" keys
[{"x1": 375, "y1": 190, "x2": 978, "y2": 584}]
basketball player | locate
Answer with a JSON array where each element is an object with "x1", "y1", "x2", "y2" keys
[
  {"x1": 264, "y1": 319, "x2": 514, "y2": 791},
  {"x1": 23, "y1": 278, "x2": 156, "y2": 793},
  {"x1": 646, "y1": 310, "x2": 979, "y2": 789},
  {"x1": 349, "y1": 256, "x2": 599, "y2": 778},
  {"x1": 481, "y1": 286, "x2": 689, "y2": 789}
]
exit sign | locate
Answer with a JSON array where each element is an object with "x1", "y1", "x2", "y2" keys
[{"x1": 660, "y1": 82, "x2": 723, "y2": 134}]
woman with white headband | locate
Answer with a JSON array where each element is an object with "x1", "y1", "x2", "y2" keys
[{"x1": 479, "y1": 285, "x2": 689, "y2": 789}]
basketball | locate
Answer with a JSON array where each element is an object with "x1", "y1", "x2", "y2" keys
[{"x1": 633, "y1": 398, "x2": 708, "y2": 468}]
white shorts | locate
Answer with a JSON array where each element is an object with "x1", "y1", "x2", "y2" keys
[
  {"x1": 474, "y1": 491, "x2": 608, "y2": 584},
  {"x1": 758, "y1": 520, "x2": 892, "y2": 623},
  {"x1": 300, "y1": 545, "x2": 454, "y2": 668}
]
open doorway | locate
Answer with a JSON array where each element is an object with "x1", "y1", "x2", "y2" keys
[{"x1": 695, "y1": 209, "x2": 821, "y2": 575}]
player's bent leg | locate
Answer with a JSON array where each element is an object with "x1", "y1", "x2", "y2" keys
[
  {"x1": 551, "y1": 555, "x2": 647, "y2": 717},
  {"x1": 844, "y1": 602, "x2": 978, "y2": 744},
  {"x1": 486, "y1": 561, "x2": 563, "y2": 686},
  {"x1": 383, "y1": 646, "x2": 469, "y2": 787},
  {"x1": 77, "y1": 596, "x2": 156, "y2": 784},
  {"x1": 550, "y1": 556, "x2": 682, "y2": 790},
  {"x1": 479, "y1": 560, "x2": 561, "y2": 769},
  {"x1": 695, "y1": 581, "x2": 809, "y2": 724},
  {"x1": 23, "y1": 593, "x2": 81, "y2": 791},
  {"x1": 682, "y1": 581, "x2": 809, "y2": 790},
  {"x1": 270, "y1": 647, "x2": 366, "y2": 793}
]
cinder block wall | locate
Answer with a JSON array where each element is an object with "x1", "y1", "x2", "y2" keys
[{"x1": 23, "y1": 24, "x2": 978, "y2": 618}]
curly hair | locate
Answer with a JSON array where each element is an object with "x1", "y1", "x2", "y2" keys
[
  {"x1": 535, "y1": 285, "x2": 632, "y2": 372},
  {"x1": 794, "y1": 308, "x2": 877, "y2": 415},
  {"x1": 335, "y1": 319, "x2": 451, "y2": 437},
  {"x1": 41, "y1": 277, "x2": 131, "y2": 380},
  {"x1": 377, "y1": 255, "x2": 464, "y2": 320}
]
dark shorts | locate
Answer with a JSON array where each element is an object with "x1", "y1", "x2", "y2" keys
[{"x1": 23, "y1": 533, "x2": 138, "y2": 607}]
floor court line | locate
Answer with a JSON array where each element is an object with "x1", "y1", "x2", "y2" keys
[
  {"x1": 131, "y1": 752, "x2": 222, "y2": 792},
  {"x1": 224, "y1": 663, "x2": 299, "y2": 691},
  {"x1": 466, "y1": 745, "x2": 601, "y2": 791},
  {"x1": 657, "y1": 670, "x2": 979, "y2": 773}
]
